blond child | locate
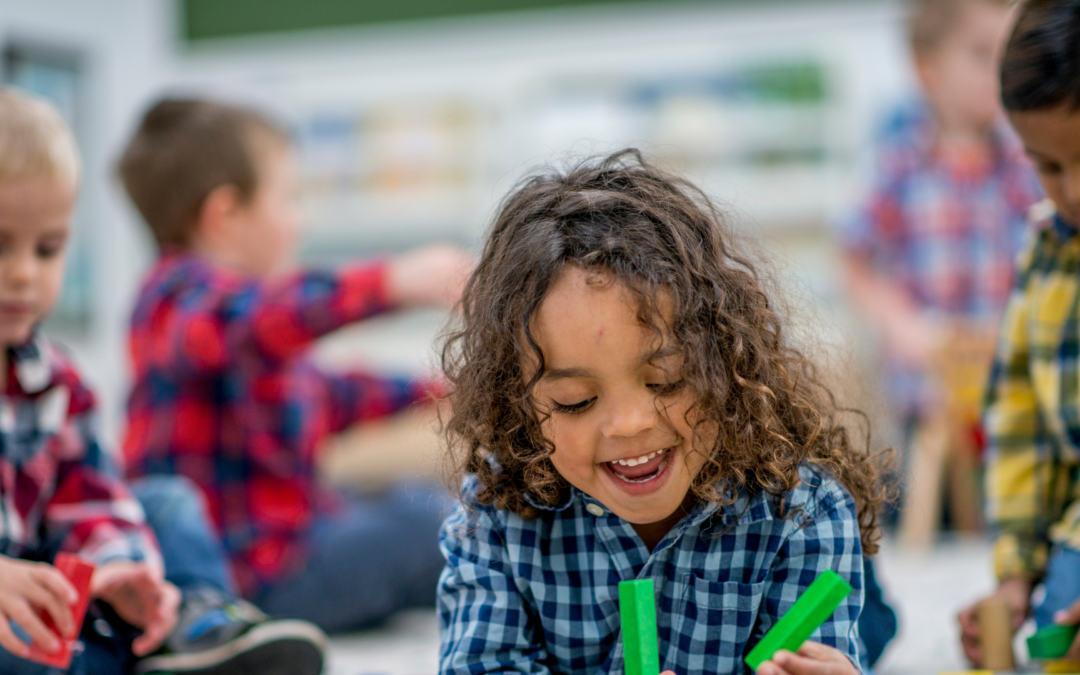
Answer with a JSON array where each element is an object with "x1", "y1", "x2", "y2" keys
[{"x1": 0, "y1": 87, "x2": 324, "y2": 675}]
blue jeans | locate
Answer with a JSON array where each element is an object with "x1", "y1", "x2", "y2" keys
[
  {"x1": 132, "y1": 475, "x2": 236, "y2": 597},
  {"x1": 1034, "y1": 545, "x2": 1080, "y2": 628},
  {"x1": 256, "y1": 482, "x2": 450, "y2": 633},
  {"x1": 859, "y1": 557, "x2": 897, "y2": 668},
  {"x1": 0, "y1": 476, "x2": 237, "y2": 674}
]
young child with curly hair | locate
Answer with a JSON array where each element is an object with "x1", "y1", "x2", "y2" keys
[{"x1": 437, "y1": 150, "x2": 884, "y2": 674}]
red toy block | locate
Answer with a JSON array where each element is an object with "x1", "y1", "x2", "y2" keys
[{"x1": 26, "y1": 553, "x2": 95, "y2": 669}]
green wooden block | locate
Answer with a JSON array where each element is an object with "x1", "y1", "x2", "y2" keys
[
  {"x1": 1028, "y1": 624, "x2": 1080, "y2": 659},
  {"x1": 745, "y1": 570, "x2": 853, "y2": 671},
  {"x1": 619, "y1": 579, "x2": 660, "y2": 675}
]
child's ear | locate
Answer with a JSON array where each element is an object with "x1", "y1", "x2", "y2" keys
[{"x1": 194, "y1": 184, "x2": 244, "y2": 245}]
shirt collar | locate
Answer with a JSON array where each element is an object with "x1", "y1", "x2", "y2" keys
[
  {"x1": 525, "y1": 483, "x2": 776, "y2": 529},
  {"x1": 904, "y1": 96, "x2": 1020, "y2": 176},
  {"x1": 7, "y1": 335, "x2": 52, "y2": 394},
  {"x1": 1053, "y1": 212, "x2": 1079, "y2": 242}
]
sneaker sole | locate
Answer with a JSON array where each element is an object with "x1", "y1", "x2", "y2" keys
[{"x1": 134, "y1": 620, "x2": 327, "y2": 675}]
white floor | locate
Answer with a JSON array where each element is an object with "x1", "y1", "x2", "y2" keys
[{"x1": 326, "y1": 537, "x2": 1004, "y2": 675}]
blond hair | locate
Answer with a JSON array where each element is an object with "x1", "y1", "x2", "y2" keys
[
  {"x1": 909, "y1": 0, "x2": 1014, "y2": 54},
  {"x1": 0, "y1": 86, "x2": 80, "y2": 188}
]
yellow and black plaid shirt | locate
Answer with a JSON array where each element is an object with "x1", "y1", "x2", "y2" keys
[{"x1": 986, "y1": 204, "x2": 1080, "y2": 581}]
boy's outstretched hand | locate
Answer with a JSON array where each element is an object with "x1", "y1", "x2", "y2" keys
[
  {"x1": 1046, "y1": 593, "x2": 1080, "y2": 659},
  {"x1": 957, "y1": 577, "x2": 1029, "y2": 666},
  {"x1": 91, "y1": 561, "x2": 180, "y2": 656},
  {"x1": 387, "y1": 244, "x2": 474, "y2": 309},
  {"x1": 0, "y1": 555, "x2": 78, "y2": 658}
]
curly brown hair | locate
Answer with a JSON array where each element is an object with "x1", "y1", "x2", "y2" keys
[{"x1": 441, "y1": 149, "x2": 885, "y2": 555}]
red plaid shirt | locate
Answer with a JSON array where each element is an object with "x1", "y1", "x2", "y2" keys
[
  {"x1": 123, "y1": 253, "x2": 434, "y2": 597},
  {"x1": 0, "y1": 336, "x2": 159, "y2": 567}
]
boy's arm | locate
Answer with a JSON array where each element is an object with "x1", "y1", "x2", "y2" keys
[
  {"x1": 984, "y1": 235, "x2": 1054, "y2": 583},
  {"x1": 840, "y1": 153, "x2": 946, "y2": 369},
  {"x1": 753, "y1": 485, "x2": 864, "y2": 672},
  {"x1": 321, "y1": 369, "x2": 441, "y2": 434},
  {"x1": 438, "y1": 498, "x2": 553, "y2": 675},
  {"x1": 841, "y1": 252, "x2": 942, "y2": 368},
  {"x1": 156, "y1": 261, "x2": 394, "y2": 374},
  {"x1": 43, "y1": 388, "x2": 161, "y2": 569}
]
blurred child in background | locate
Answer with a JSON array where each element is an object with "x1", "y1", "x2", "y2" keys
[
  {"x1": 0, "y1": 87, "x2": 324, "y2": 675},
  {"x1": 840, "y1": 0, "x2": 1041, "y2": 664},
  {"x1": 842, "y1": 0, "x2": 1038, "y2": 492},
  {"x1": 959, "y1": 0, "x2": 1080, "y2": 664},
  {"x1": 118, "y1": 98, "x2": 473, "y2": 633}
]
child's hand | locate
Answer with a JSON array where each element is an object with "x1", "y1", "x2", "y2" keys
[
  {"x1": 91, "y1": 561, "x2": 180, "y2": 656},
  {"x1": 387, "y1": 244, "x2": 474, "y2": 309},
  {"x1": 956, "y1": 577, "x2": 1029, "y2": 666},
  {"x1": 0, "y1": 555, "x2": 78, "y2": 658},
  {"x1": 753, "y1": 642, "x2": 859, "y2": 675},
  {"x1": 1048, "y1": 593, "x2": 1080, "y2": 658}
]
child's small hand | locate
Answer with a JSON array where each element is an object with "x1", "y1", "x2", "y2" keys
[
  {"x1": 387, "y1": 244, "x2": 474, "y2": 309},
  {"x1": 1050, "y1": 594, "x2": 1080, "y2": 658},
  {"x1": 91, "y1": 561, "x2": 180, "y2": 656},
  {"x1": 0, "y1": 555, "x2": 78, "y2": 657},
  {"x1": 956, "y1": 577, "x2": 1029, "y2": 666},
  {"x1": 754, "y1": 642, "x2": 859, "y2": 675}
]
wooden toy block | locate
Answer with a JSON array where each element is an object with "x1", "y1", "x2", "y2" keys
[
  {"x1": 1029, "y1": 625, "x2": 1080, "y2": 660},
  {"x1": 619, "y1": 579, "x2": 659, "y2": 675},
  {"x1": 26, "y1": 553, "x2": 95, "y2": 669},
  {"x1": 976, "y1": 595, "x2": 1015, "y2": 670},
  {"x1": 745, "y1": 570, "x2": 853, "y2": 671}
]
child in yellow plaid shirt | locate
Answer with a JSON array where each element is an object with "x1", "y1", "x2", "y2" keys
[{"x1": 958, "y1": 0, "x2": 1080, "y2": 665}]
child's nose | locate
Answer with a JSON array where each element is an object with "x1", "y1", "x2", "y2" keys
[
  {"x1": 599, "y1": 389, "x2": 658, "y2": 438},
  {"x1": 5, "y1": 253, "x2": 35, "y2": 287},
  {"x1": 1065, "y1": 169, "x2": 1080, "y2": 215}
]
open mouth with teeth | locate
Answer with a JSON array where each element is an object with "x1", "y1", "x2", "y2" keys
[{"x1": 604, "y1": 447, "x2": 672, "y2": 484}]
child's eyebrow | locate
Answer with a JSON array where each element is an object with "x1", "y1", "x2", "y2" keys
[{"x1": 541, "y1": 367, "x2": 592, "y2": 381}]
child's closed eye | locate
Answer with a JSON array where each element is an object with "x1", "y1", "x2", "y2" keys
[
  {"x1": 551, "y1": 398, "x2": 596, "y2": 414},
  {"x1": 1037, "y1": 159, "x2": 1063, "y2": 175},
  {"x1": 36, "y1": 239, "x2": 66, "y2": 259},
  {"x1": 647, "y1": 379, "x2": 686, "y2": 396}
]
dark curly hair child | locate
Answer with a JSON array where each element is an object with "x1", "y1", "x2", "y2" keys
[
  {"x1": 959, "y1": 0, "x2": 1080, "y2": 666},
  {"x1": 437, "y1": 149, "x2": 882, "y2": 675}
]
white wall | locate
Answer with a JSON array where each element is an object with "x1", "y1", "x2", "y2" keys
[{"x1": 0, "y1": 0, "x2": 918, "y2": 440}]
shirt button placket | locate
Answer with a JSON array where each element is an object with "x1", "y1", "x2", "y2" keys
[{"x1": 585, "y1": 503, "x2": 605, "y2": 517}]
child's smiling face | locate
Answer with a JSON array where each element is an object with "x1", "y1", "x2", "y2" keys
[
  {"x1": 1009, "y1": 104, "x2": 1080, "y2": 225},
  {"x1": 529, "y1": 266, "x2": 713, "y2": 537}
]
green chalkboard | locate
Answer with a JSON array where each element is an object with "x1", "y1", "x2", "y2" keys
[{"x1": 183, "y1": 0, "x2": 656, "y2": 42}]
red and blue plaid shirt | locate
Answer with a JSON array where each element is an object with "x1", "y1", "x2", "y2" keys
[
  {"x1": 840, "y1": 97, "x2": 1043, "y2": 415},
  {"x1": 0, "y1": 336, "x2": 159, "y2": 568},
  {"x1": 123, "y1": 253, "x2": 435, "y2": 598}
]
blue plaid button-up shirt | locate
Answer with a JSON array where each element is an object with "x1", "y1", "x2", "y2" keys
[{"x1": 438, "y1": 464, "x2": 865, "y2": 675}]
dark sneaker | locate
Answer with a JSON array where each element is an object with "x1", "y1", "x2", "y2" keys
[{"x1": 134, "y1": 587, "x2": 326, "y2": 675}]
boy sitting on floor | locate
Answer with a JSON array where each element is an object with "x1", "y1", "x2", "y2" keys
[
  {"x1": 0, "y1": 87, "x2": 324, "y2": 675},
  {"x1": 118, "y1": 98, "x2": 473, "y2": 632}
]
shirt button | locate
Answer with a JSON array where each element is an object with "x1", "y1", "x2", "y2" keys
[{"x1": 586, "y1": 503, "x2": 605, "y2": 517}]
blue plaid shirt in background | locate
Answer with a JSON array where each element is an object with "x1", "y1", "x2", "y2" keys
[{"x1": 438, "y1": 464, "x2": 865, "y2": 674}]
